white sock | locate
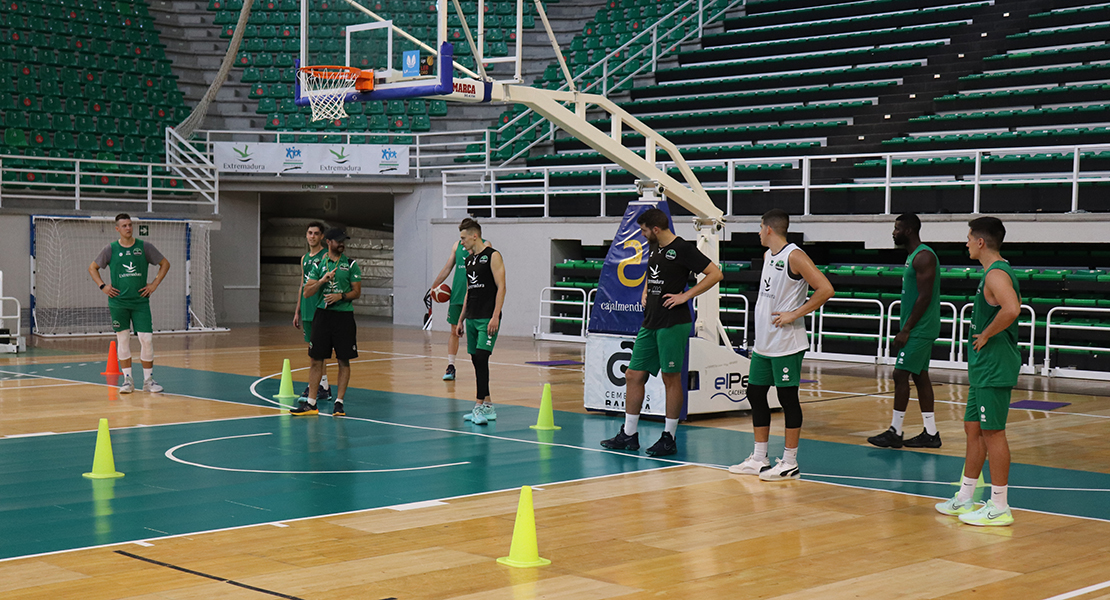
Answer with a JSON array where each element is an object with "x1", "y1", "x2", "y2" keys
[
  {"x1": 890, "y1": 410, "x2": 906, "y2": 436},
  {"x1": 143, "y1": 367, "x2": 153, "y2": 381},
  {"x1": 922, "y1": 412, "x2": 937, "y2": 435},
  {"x1": 753, "y1": 441, "x2": 768, "y2": 462},
  {"x1": 335, "y1": 397, "x2": 343, "y2": 405},
  {"x1": 783, "y1": 446, "x2": 798, "y2": 466},
  {"x1": 624, "y1": 413, "x2": 640, "y2": 436},
  {"x1": 320, "y1": 373, "x2": 329, "y2": 390},
  {"x1": 307, "y1": 396, "x2": 317, "y2": 406},
  {"x1": 957, "y1": 476, "x2": 978, "y2": 502},
  {"x1": 664, "y1": 418, "x2": 678, "y2": 436},
  {"x1": 448, "y1": 354, "x2": 456, "y2": 366},
  {"x1": 122, "y1": 367, "x2": 132, "y2": 378},
  {"x1": 990, "y1": 485, "x2": 1008, "y2": 510}
]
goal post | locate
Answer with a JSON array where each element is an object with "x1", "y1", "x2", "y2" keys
[{"x1": 30, "y1": 215, "x2": 222, "y2": 336}]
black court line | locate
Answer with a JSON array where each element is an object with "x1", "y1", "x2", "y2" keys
[{"x1": 116, "y1": 550, "x2": 308, "y2": 599}]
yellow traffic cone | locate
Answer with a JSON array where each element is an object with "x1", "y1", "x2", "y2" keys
[
  {"x1": 529, "y1": 384, "x2": 561, "y2": 431},
  {"x1": 496, "y1": 486, "x2": 551, "y2": 568},
  {"x1": 273, "y1": 359, "x2": 299, "y2": 407},
  {"x1": 83, "y1": 418, "x2": 124, "y2": 479}
]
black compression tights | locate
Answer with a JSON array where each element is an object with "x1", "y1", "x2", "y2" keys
[
  {"x1": 472, "y1": 350, "x2": 491, "y2": 400},
  {"x1": 747, "y1": 385, "x2": 803, "y2": 428}
]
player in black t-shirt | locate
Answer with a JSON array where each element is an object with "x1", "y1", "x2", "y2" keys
[
  {"x1": 454, "y1": 219, "x2": 507, "y2": 425},
  {"x1": 601, "y1": 208, "x2": 723, "y2": 456}
]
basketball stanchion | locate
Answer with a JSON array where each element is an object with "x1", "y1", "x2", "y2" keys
[
  {"x1": 83, "y1": 418, "x2": 125, "y2": 479},
  {"x1": 530, "y1": 384, "x2": 560, "y2": 431},
  {"x1": 273, "y1": 359, "x2": 299, "y2": 407},
  {"x1": 101, "y1": 341, "x2": 121, "y2": 376},
  {"x1": 496, "y1": 486, "x2": 551, "y2": 568}
]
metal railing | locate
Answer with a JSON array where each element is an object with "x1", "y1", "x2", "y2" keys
[
  {"x1": 0, "y1": 154, "x2": 218, "y2": 213},
  {"x1": 535, "y1": 286, "x2": 588, "y2": 341},
  {"x1": 188, "y1": 128, "x2": 490, "y2": 177},
  {"x1": 443, "y1": 142, "x2": 1110, "y2": 218},
  {"x1": 809, "y1": 298, "x2": 887, "y2": 364},
  {"x1": 1042, "y1": 306, "x2": 1110, "y2": 381},
  {"x1": 956, "y1": 302, "x2": 1037, "y2": 374},
  {"x1": 0, "y1": 295, "x2": 21, "y2": 353},
  {"x1": 492, "y1": 0, "x2": 745, "y2": 166},
  {"x1": 720, "y1": 292, "x2": 749, "y2": 348}
]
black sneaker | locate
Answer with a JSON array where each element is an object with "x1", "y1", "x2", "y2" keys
[
  {"x1": 867, "y1": 427, "x2": 903, "y2": 448},
  {"x1": 289, "y1": 400, "x2": 319, "y2": 416},
  {"x1": 317, "y1": 386, "x2": 332, "y2": 402},
  {"x1": 443, "y1": 364, "x2": 456, "y2": 381},
  {"x1": 646, "y1": 431, "x2": 677, "y2": 457},
  {"x1": 333, "y1": 401, "x2": 345, "y2": 417},
  {"x1": 903, "y1": 429, "x2": 941, "y2": 448},
  {"x1": 299, "y1": 386, "x2": 310, "y2": 399},
  {"x1": 600, "y1": 426, "x2": 640, "y2": 451}
]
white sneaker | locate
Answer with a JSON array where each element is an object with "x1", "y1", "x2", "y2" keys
[
  {"x1": 728, "y1": 453, "x2": 770, "y2": 475},
  {"x1": 143, "y1": 378, "x2": 164, "y2": 393},
  {"x1": 469, "y1": 404, "x2": 488, "y2": 425},
  {"x1": 119, "y1": 376, "x2": 134, "y2": 394},
  {"x1": 759, "y1": 458, "x2": 801, "y2": 481}
]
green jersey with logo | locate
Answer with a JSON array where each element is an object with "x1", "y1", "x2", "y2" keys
[
  {"x1": 308, "y1": 253, "x2": 361, "y2": 312},
  {"x1": 450, "y1": 241, "x2": 468, "y2": 305},
  {"x1": 300, "y1": 248, "x2": 328, "y2": 320},
  {"x1": 968, "y1": 260, "x2": 1021, "y2": 388},
  {"x1": 900, "y1": 243, "x2": 941, "y2": 341},
  {"x1": 94, "y1": 239, "x2": 164, "y2": 308}
]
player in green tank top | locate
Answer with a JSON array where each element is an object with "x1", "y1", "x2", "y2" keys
[
  {"x1": 429, "y1": 219, "x2": 485, "y2": 381},
  {"x1": 936, "y1": 217, "x2": 1021, "y2": 527},
  {"x1": 292, "y1": 222, "x2": 330, "y2": 401},
  {"x1": 869, "y1": 214, "x2": 943, "y2": 450},
  {"x1": 88, "y1": 213, "x2": 170, "y2": 395}
]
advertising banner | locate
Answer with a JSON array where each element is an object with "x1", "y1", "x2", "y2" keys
[
  {"x1": 583, "y1": 333, "x2": 670, "y2": 416},
  {"x1": 586, "y1": 200, "x2": 673, "y2": 335},
  {"x1": 213, "y1": 142, "x2": 409, "y2": 175}
]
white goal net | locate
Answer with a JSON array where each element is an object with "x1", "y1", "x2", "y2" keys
[{"x1": 31, "y1": 216, "x2": 219, "y2": 336}]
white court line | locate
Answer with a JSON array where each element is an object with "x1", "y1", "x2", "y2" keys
[
  {"x1": 808, "y1": 386, "x2": 1110, "y2": 420},
  {"x1": 1041, "y1": 579, "x2": 1110, "y2": 600},
  {"x1": 165, "y1": 432, "x2": 470, "y2": 474},
  {"x1": 0, "y1": 381, "x2": 96, "y2": 390},
  {"x1": 803, "y1": 473, "x2": 1110, "y2": 492}
]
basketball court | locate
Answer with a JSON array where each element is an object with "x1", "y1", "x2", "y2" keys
[{"x1": 1, "y1": 322, "x2": 1108, "y2": 599}]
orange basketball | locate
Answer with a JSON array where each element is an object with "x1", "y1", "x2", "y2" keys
[{"x1": 431, "y1": 283, "x2": 451, "y2": 303}]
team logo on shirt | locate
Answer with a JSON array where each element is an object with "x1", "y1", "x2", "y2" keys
[
  {"x1": 763, "y1": 277, "x2": 771, "y2": 291},
  {"x1": 479, "y1": 255, "x2": 489, "y2": 264},
  {"x1": 123, "y1": 262, "x2": 137, "y2": 273},
  {"x1": 774, "y1": 260, "x2": 785, "y2": 271},
  {"x1": 665, "y1": 249, "x2": 676, "y2": 260}
]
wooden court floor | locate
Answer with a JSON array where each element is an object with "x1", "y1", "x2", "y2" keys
[{"x1": 1, "y1": 320, "x2": 1108, "y2": 599}]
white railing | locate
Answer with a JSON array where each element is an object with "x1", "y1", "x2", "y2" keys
[
  {"x1": 883, "y1": 300, "x2": 961, "y2": 366},
  {"x1": 0, "y1": 295, "x2": 22, "y2": 353},
  {"x1": 442, "y1": 143, "x2": 1110, "y2": 218},
  {"x1": 188, "y1": 128, "x2": 490, "y2": 177},
  {"x1": 165, "y1": 126, "x2": 219, "y2": 207},
  {"x1": 720, "y1": 292, "x2": 749, "y2": 348},
  {"x1": 810, "y1": 298, "x2": 886, "y2": 364},
  {"x1": 956, "y1": 302, "x2": 1037, "y2": 375},
  {"x1": 1041, "y1": 306, "x2": 1110, "y2": 381},
  {"x1": 534, "y1": 286, "x2": 588, "y2": 342},
  {"x1": 0, "y1": 154, "x2": 218, "y2": 213},
  {"x1": 494, "y1": 0, "x2": 745, "y2": 165}
]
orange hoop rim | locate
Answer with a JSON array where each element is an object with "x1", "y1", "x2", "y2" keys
[{"x1": 298, "y1": 65, "x2": 363, "y2": 80}]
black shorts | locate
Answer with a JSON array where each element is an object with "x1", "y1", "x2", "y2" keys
[{"x1": 308, "y1": 309, "x2": 358, "y2": 361}]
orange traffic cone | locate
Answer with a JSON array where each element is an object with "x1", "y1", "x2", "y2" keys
[{"x1": 101, "y1": 340, "x2": 121, "y2": 376}]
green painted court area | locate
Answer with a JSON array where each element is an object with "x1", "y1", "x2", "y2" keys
[{"x1": 1, "y1": 361, "x2": 1108, "y2": 562}]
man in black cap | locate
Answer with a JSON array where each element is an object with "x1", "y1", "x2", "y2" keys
[{"x1": 291, "y1": 228, "x2": 362, "y2": 416}]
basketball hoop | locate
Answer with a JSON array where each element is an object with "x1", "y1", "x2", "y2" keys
[{"x1": 298, "y1": 65, "x2": 363, "y2": 121}]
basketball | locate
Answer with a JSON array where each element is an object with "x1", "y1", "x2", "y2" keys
[{"x1": 431, "y1": 283, "x2": 451, "y2": 303}]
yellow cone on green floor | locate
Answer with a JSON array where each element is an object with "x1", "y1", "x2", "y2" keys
[
  {"x1": 273, "y1": 358, "x2": 298, "y2": 407},
  {"x1": 83, "y1": 418, "x2": 124, "y2": 479},
  {"x1": 496, "y1": 486, "x2": 551, "y2": 568},
  {"x1": 529, "y1": 384, "x2": 560, "y2": 431}
]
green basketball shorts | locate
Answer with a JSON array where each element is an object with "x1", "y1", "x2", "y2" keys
[
  {"x1": 749, "y1": 350, "x2": 805, "y2": 387},
  {"x1": 965, "y1": 386, "x2": 1012, "y2": 430},
  {"x1": 110, "y1": 304, "x2": 153, "y2": 333},
  {"x1": 894, "y1": 335, "x2": 934, "y2": 375},
  {"x1": 466, "y1": 318, "x2": 499, "y2": 354},
  {"x1": 447, "y1": 303, "x2": 464, "y2": 326},
  {"x1": 627, "y1": 322, "x2": 689, "y2": 375}
]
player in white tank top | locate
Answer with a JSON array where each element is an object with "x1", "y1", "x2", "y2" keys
[{"x1": 754, "y1": 243, "x2": 811, "y2": 357}]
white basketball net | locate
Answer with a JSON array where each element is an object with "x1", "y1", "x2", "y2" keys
[{"x1": 299, "y1": 66, "x2": 360, "y2": 121}]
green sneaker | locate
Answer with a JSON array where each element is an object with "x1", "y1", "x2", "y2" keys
[
  {"x1": 935, "y1": 494, "x2": 979, "y2": 516},
  {"x1": 959, "y1": 500, "x2": 1014, "y2": 527}
]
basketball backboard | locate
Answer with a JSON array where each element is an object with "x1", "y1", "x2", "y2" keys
[{"x1": 296, "y1": 0, "x2": 526, "y2": 105}]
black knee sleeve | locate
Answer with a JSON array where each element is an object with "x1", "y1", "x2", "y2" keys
[
  {"x1": 747, "y1": 384, "x2": 772, "y2": 427},
  {"x1": 472, "y1": 350, "x2": 491, "y2": 400},
  {"x1": 778, "y1": 386, "x2": 803, "y2": 429}
]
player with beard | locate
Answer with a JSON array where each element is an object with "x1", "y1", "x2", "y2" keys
[{"x1": 600, "y1": 208, "x2": 723, "y2": 457}]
